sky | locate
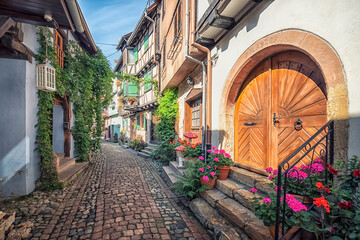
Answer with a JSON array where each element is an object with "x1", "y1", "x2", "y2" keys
[{"x1": 78, "y1": 0, "x2": 149, "y2": 69}]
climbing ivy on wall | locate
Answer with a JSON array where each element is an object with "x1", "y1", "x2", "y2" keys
[
  {"x1": 35, "y1": 27, "x2": 113, "y2": 189},
  {"x1": 151, "y1": 88, "x2": 179, "y2": 164}
]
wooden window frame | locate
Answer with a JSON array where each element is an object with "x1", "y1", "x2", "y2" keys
[
  {"x1": 174, "y1": 1, "x2": 182, "y2": 39},
  {"x1": 191, "y1": 99, "x2": 201, "y2": 129},
  {"x1": 54, "y1": 30, "x2": 64, "y2": 68}
]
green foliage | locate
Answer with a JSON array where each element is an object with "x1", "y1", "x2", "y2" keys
[
  {"x1": 130, "y1": 135, "x2": 147, "y2": 151},
  {"x1": 116, "y1": 72, "x2": 159, "y2": 97},
  {"x1": 151, "y1": 88, "x2": 179, "y2": 164},
  {"x1": 182, "y1": 142, "x2": 202, "y2": 158},
  {"x1": 154, "y1": 88, "x2": 178, "y2": 141},
  {"x1": 172, "y1": 160, "x2": 209, "y2": 198},
  {"x1": 35, "y1": 27, "x2": 112, "y2": 189},
  {"x1": 306, "y1": 156, "x2": 360, "y2": 239}
]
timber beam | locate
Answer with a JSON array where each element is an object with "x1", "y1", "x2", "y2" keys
[{"x1": 0, "y1": 16, "x2": 14, "y2": 38}]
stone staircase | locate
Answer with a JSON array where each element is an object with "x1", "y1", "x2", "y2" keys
[
  {"x1": 137, "y1": 142, "x2": 158, "y2": 158},
  {"x1": 189, "y1": 166, "x2": 274, "y2": 240},
  {"x1": 56, "y1": 153, "x2": 88, "y2": 186},
  {"x1": 162, "y1": 160, "x2": 185, "y2": 186}
]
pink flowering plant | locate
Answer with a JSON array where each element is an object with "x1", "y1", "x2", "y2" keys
[
  {"x1": 206, "y1": 146, "x2": 234, "y2": 167},
  {"x1": 173, "y1": 159, "x2": 219, "y2": 198},
  {"x1": 196, "y1": 160, "x2": 219, "y2": 183},
  {"x1": 266, "y1": 159, "x2": 328, "y2": 198},
  {"x1": 252, "y1": 190, "x2": 311, "y2": 228}
]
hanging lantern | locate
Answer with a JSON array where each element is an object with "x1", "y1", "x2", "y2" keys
[{"x1": 36, "y1": 59, "x2": 56, "y2": 92}]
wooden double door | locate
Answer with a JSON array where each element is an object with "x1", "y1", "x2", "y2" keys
[{"x1": 234, "y1": 51, "x2": 327, "y2": 171}]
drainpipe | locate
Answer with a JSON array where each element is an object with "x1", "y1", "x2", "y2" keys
[
  {"x1": 65, "y1": 0, "x2": 84, "y2": 33},
  {"x1": 191, "y1": 0, "x2": 212, "y2": 150},
  {"x1": 185, "y1": 0, "x2": 207, "y2": 161}
]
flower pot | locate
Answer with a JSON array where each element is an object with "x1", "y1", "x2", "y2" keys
[
  {"x1": 217, "y1": 165, "x2": 231, "y2": 180},
  {"x1": 268, "y1": 224, "x2": 300, "y2": 240},
  {"x1": 292, "y1": 194, "x2": 313, "y2": 208},
  {"x1": 200, "y1": 177, "x2": 216, "y2": 189}
]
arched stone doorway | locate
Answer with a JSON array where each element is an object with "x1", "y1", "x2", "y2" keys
[
  {"x1": 234, "y1": 51, "x2": 327, "y2": 171},
  {"x1": 220, "y1": 30, "x2": 348, "y2": 169}
]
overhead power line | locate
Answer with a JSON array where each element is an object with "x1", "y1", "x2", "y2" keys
[{"x1": 95, "y1": 42, "x2": 118, "y2": 46}]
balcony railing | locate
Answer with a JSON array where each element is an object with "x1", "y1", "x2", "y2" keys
[{"x1": 275, "y1": 121, "x2": 334, "y2": 239}]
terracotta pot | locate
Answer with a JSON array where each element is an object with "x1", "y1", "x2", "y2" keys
[
  {"x1": 200, "y1": 177, "x2": 216, "y2": 189},
  {"x1": 217, "y1": 165, "x2": 231, "y2": 180},
  {"x1": 292, "y1": 194, "x2": 313, "y2": 208},
  {"x1": 268, "y1": 224, "x2": 301, "y2": 240}
]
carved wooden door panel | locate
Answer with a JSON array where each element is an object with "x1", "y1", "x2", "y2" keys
[
  {"x1": 271, "y1": 52, "x2": 327, "y2": 167},
  {"x1": 235, "y1": 51, "x2": 327, "y2": 171},
  {"x1": 234, "y1": 59, "x2": 271, "y2": 170}
]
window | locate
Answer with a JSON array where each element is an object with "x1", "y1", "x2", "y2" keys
[
  {"x1": 144, "y1": 113, "x2": 147, "y2": 131},
  {"x1": 136, "y1": 115, "x2": 140, "y2": 130},
  {"x1": 191, "y1": 100, "x2": 201, "y2": 128},
  {"x1": 162, "y1": 0, "x2": 166, "y2": 19},
  {"x1": 162, "y1": 40, "x2": 166, "y2": 68},
  {"x1": 174, "y1": 1, "x2": 182, "y2": 38},
  {"x1": 54, "y1": 30, "x2": 64, "y2": 68},
  {"x1": 128, "y1": 49, "x2": 135, "y2": 63},
  {"x1": 134, "y1": 46, "x2": 138, "y2": 62},
  {"x1": 144, "y1": 70, "x2": 152, "y2": 92},
  {"x1": 144, "y1": 34, "x2": 149, "y2": 51}
]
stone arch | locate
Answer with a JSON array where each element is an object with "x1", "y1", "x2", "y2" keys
[{"x1": 220, "y1": 29, "x2": 348, "y2": 161}]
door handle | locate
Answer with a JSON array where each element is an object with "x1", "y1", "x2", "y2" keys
[
  {"x1": 273, "y1": 113, "x2": 279, "y2": 126},
  {"x1": 244, "y1": 122, "x2": 256, "y2": 126}
]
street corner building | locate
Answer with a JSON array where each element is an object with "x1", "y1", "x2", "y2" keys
[{"x1": 0, "y1": 0, "x2": 96, "y2": 197}]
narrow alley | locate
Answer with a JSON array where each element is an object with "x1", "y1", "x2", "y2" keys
[{"x1": 1, "y1": 143, "x2": 211, "y2": 240}]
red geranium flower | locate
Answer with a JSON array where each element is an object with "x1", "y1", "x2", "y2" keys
[
  {"x1": 338, "y1": 201, "x2": 353, "y2": 209},
  {"x1": 326, "y1": 164, "x2": 338, "y2": 175},
  {"x1": 314, "y1": 197, "x2": 330, "y2": 213},
  {"x1": 353, "y1": 170, "x2": 360, "y2": 178}
]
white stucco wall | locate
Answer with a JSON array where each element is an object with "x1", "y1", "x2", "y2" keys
[{"x1": 209, "y1": 0, "x2": 360, "y2": 156}]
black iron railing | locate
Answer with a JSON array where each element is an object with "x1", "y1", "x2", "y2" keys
[{"x1": 274, "y1": 120, "x2": 334, "y2": 239}]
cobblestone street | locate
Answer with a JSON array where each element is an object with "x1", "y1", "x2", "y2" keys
[{"x1": 1, "y1": 143, "x2": 211, "y2": 240}]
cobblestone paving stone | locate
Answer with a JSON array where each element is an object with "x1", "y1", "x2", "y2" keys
[{"x1": 1, "y1": 142, "x2": 211, "y2": 240}]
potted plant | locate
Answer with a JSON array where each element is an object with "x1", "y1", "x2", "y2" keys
[
  {"x1": 252, "y1": 189, "x2": 311, "y2": 239},
  {"x1": 305, "y1": 156, "x2": 360, "y2": 240},
  {"x1": 207, "y1": 147, "x2": 234, "y2": 180},
  {"x1": 182, "y1": 142, "x2": 202, "y2": 162},
  {"x1": 196, "y1": 160, "x2": 219, "y2": 189}
]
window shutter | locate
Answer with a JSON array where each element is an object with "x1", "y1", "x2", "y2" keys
[
  {"x1": 144, "y1": 113, "x2": 147, "y2": 131},
  {"x1": 134, "y1": 46, "x2": 138, "y2": 62},
  {"x1": 144, "y1": 71, "x2": 152, "y2": 91},
  {"x1": 136, "y1": 115, "x2": 140, "y2": 130},
  {"x1": 127, "y1": 82, "x2": 138, "y2": 96},
  {"x1": 123, "y1": 82, "x2": 126, "y2": 95},
  {"x1": 144, "y1": 34, "x2": 149, "y2": 50}
]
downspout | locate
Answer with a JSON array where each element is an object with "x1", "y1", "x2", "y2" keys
[
  {"x1": 190, "y1": 0, "x2": 212, "y2": 150},
  {"x1": 65, "y1": 0, "x2": 84, "y2": 33},
  {"x1": 185, "y1": 0, "x2": 207, "y2": 161}
]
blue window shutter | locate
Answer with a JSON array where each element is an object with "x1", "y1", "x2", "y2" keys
[
  {"x1": 144, "y1": 34, "x2": 149, "y2": 50},
  {"x1": 127, "y1": 82, "x2": 138, "y2": 96},
  {"x1": 144, "y1": 71, "x2": 152, "y2": 91},
  {"x1": 134, "y1": 46, "x2": 138, "y2": 62}
]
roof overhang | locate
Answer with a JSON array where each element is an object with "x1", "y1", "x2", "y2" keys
[
  {"x1": 196, "y1": 0, "x2": 263, "y2": 49},
  {"x1": 0, "y1": 0, "x2": 97, "y2": 54}
]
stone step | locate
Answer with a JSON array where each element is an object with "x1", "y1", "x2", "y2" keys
[
  {"x1": 161, "y1": 166, "x2": 179, "y2": 186},
  {"x1": 216, "y1": 198, "x2": 272, "y2": 240},
  {"x1": 58, "y1": 162, "x2": 88, "y2": 186},
  {"x1": 59, "y1": 157, "x2": 75, "y2": 171},
  {"x1": 147, "y1": 142, "x2": 158, "y2": 147},
  {"x1": 229, "y1": 167, "x2": 273, "y2": 194},
  {"x1": 169, "y1": 161, "x2": 184, "y2": 176},
  {"x1": 141, "y1": 149, "x2": 152, "y2": 155},
  {"x1": 137, "y1": 151, "x2": 151, "y2": 159},
  {"x1": 215, "y1": 179, "x2": 263, "y2": 211},
  {"x1": 189, "y1": 198, "x2": 249, "y2": 240},
  {"x1": 55, "y1": 153, "x2": 65, "y2": 161}
]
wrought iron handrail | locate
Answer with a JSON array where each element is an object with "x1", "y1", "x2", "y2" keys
[{"x1": 274, "y1": 120, "x2": 334, "y2": 239}]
